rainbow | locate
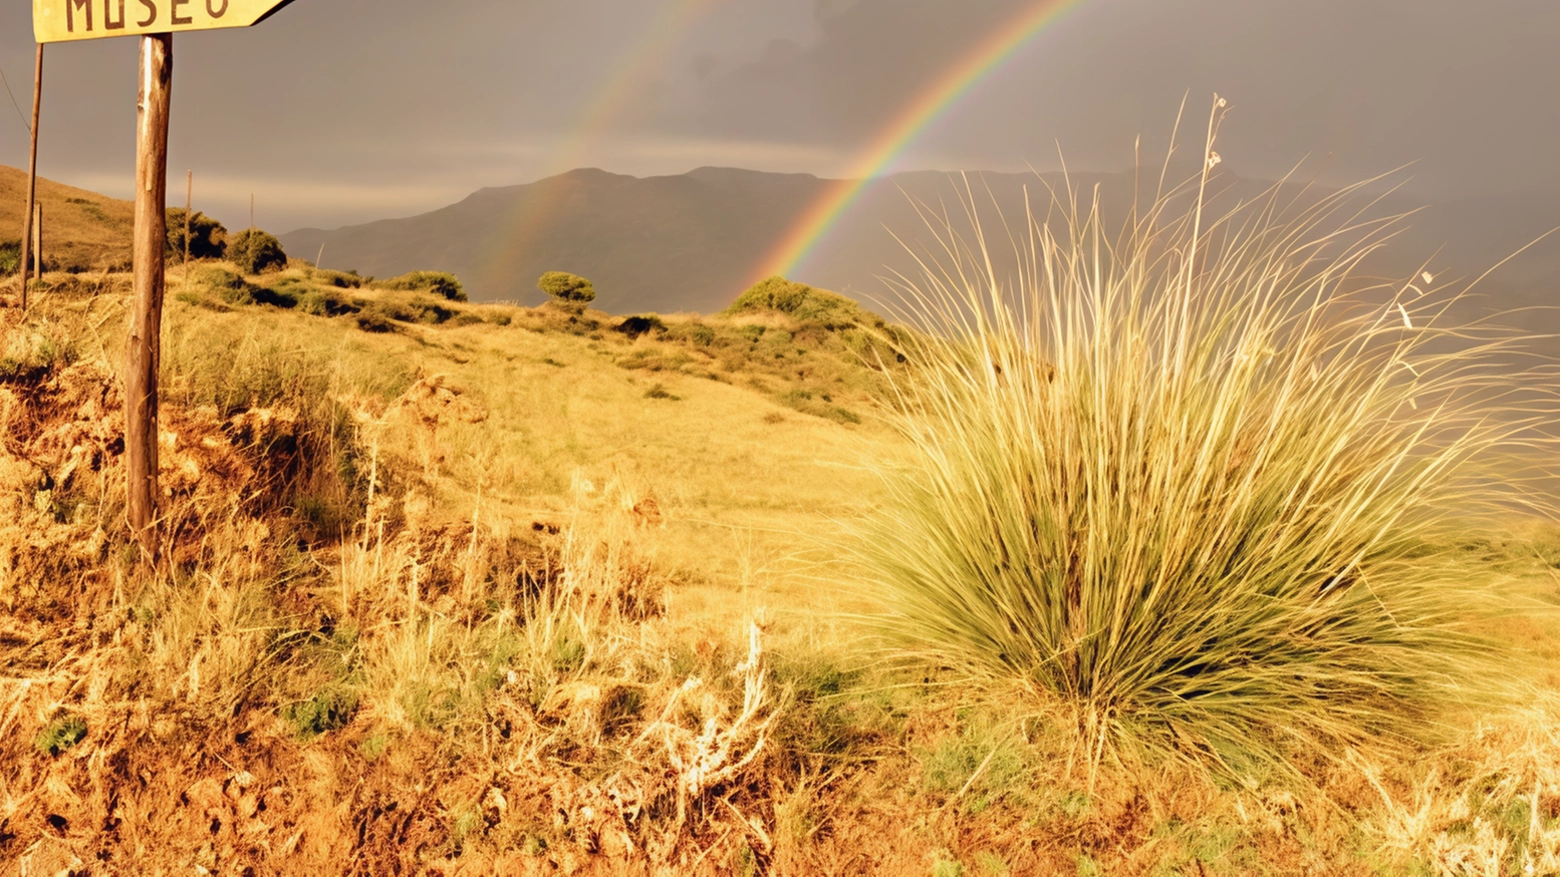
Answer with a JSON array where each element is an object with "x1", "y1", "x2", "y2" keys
[
  {"x1": 753, "y1": 0, "x2": 1087, "y2": 284},
  {"x1": 481, "y1": 0, "x2": 717, "y2": 287}
]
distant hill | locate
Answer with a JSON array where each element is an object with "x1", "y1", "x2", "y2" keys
[
  {"x1": 7, "y1": 162, "x2": 1556, "y2": 320},
  {"x1": 281, "y1": 167, "x2": 825, "y2": 314},
  {"x1": 1, "y1": 166, "x2": 133, "y2": 272},
  {"x1": 282, "y1": 166, "x2": 1560, "y2": 316}
]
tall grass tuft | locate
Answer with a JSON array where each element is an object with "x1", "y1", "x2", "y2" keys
[{"x1": 857, "y1": 103, "x2": 1558, "y2": 778}]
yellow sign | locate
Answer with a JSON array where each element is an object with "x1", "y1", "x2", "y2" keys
[{"x1": 33, "y1": 0, "x2": 297, "y2": 43}]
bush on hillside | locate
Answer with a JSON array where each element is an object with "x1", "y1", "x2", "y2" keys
[
  {"x1": 663, "y1": 320, "x2": 715, "y2": 347},
  {"x1": 0, "y1": 240, "x2": 18, "y2": 276},
  {"x1": 377, "y1": 270, "x2": 465, "y2": 302},
  {"x1": 616, "y1": 315, "x2": 666, "y2": 339},
  {"x1": 299, "y1": 289, "x2": 361, "y2": 317},
  {"x1": 315, "y1": 269, "x2": 364, "y2": 290},
  {"x1": 193, "y1": 266, "x2": 257, "y2": 306},
  {"x1": 726, "y1": 276, "x2": 875, "y2": 330},
  {"x1": 355, "y1": 304, "x2": 396, "y2": 333},
  {"x1": 165, "y1": 208, "x2": 228, "y2": 261},
  {"x1": 856, "y1": 150, "x2": 1552, "y2": 779},
  {"x1": 538, "y1": 271, "x2": 596, "y2": 308},
  {"x1": 228, "y1": 229, "x2": 288, "y2": 274}
]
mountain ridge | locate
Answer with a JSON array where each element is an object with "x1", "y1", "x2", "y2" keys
[{"x1": 282, "y1": 164, "x2": 1560, "y2": 314}]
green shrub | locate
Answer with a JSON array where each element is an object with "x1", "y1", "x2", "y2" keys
[
  {"x1": 537, "y1": 271, "x2": 596, "y2": 307},
  {"x1": 252, "y1": 285, "x2": 301, "y2": 309},
  {"x1": 228, "y1": 228, "x2": 288, "y2": 274},
  {"x1": 193, "y1": 266, "x2": 257, "y2": 305},
  {"x1": 665, "y1": 320, "x2": 715, "y2": 347},
  {"x1": 404, "y1": 295, "x2": 455, "y2": 324},
  {"x1": 165, "y1": 208, "x2": 228, "y2": 260},
  {"x1": 299, "y1": 289, "x2": 361, "y2": 317},
  {"x1": 617, "y1": 315, "x2": 666, "y2": 339},
  {"x1": 0, "y1": 238, "x2": 54, "y2": 276},
  {"x1": 356, "y1": 304, "x2": 396, "y2": 333},
  {"x1": 285, "y1": 685, "x2": 360, "y2": 740},
  {"x1": 856, "y1": 160, "x2": 1548, "y2": 778},
  {"x1": 377, "y1": 270, "x2": 465, "y2": 302},
  {"x1": 726, "y1": 276, "x2": 875, "y2": 329},
  {"x1": 644, "y1": 383, "x2": 680, "y2": 401},
  {"x1": 313, "y1": 269, "x2": 363, "y2": 290}
]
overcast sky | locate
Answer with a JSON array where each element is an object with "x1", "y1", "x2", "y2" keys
[{"x1": 2, "y1": 0, "x2": 1557, "y2": 232}]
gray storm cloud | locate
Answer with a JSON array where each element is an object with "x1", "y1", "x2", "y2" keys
[{"x1": 1, "y1": 0, "x2": 1557, "y2": 232}]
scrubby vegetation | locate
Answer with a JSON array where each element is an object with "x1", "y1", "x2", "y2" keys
[
  {"x1": 377, "y1": 270, "x2": 466, "y2": 302},
  {"x1": 165, "y1": 208, "x2": 228, "y2": 261},
  {"x1": 227, "y1": 228, "x2": 289, "y2": 274},
  {"x1": 0, "y1": 239, "x2": 19, "y2": 276},
  {"x1": 538, "y1": 270, "x2": 597, "y2": 308},
  {"x1": 3, "y1": 148, "x2": 1560, "y2": 874}
]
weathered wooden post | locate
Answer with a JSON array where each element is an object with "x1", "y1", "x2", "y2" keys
[
  {"x1": 125, "y1": 34, "x2": 173, "y2": 555},
  {"x1": 19, "y1": 44, "x2": 42, "y2": 309},
  {"x1": 31, "y1": 0, "x2": 304, "y2": 563}
]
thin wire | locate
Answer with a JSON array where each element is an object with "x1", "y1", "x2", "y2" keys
[{"x1": 0, "y1": 58, "x2": 30, "y2": 135}]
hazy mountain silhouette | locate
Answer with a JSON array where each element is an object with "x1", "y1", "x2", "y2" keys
[{"x1": 281, "y1": 166, "x2": 1560, "y2": 320}]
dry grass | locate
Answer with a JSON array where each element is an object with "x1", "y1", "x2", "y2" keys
[
  {"x1": 0, "y1": 167, "x2": 134, "y2": 274},
  {"x1": 1, "y1": 236, "x2": 1559, "y2": 874}
]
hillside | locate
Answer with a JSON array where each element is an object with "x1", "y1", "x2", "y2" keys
[{"x1": 0, "y1": 165, "x2": 133, "y2": 272}]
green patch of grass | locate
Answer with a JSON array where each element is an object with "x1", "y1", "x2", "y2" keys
[
  {"x1": 552, "y1": 637, "x2": 586, "y2": 674},
  {"x1": 644, "y1": 383, "x2": 681, "y2": 401},
  {"x1": 284, "y1": 684, "x2": 361, "y2": 741},
  {"x1": 664, "y1": 320, "x2": 716, "y2": 347},
  {"x1": 360, "y1": 731, "x2": 390, "y2": 761},
  {"x1": 618, "y1": 348, "x2": 695, "y2": 373},
  {"x1": 975, "y1": 852, "x2": 1009, "y2": 875},
  {"x1": 920, "y1": 719, "x2": 1031, "y2": 813},
  {"x1": 779, "y1": 388, "x2": 861, "y2": 425},
  {"x1": 930, "y1": 851, "x2": 965, "y2": 877},
  {"x1": 34, "y1": 714, "x2": 87, "y2": 756}
]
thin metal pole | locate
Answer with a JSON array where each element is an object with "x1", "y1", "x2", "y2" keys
[
  {"x1": 127, "y1": 33, "x2": 173, "y2": 561},
  {"x1": 19, "y1": 44, "x2": 42, "y2": 309}
]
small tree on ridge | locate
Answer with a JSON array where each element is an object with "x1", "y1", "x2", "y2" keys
[{"x1": 538, "y1": 271, "x2": 596, "y2": 309}]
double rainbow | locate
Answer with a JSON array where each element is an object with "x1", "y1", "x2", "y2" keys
[
  {"x1": 480, "y1": 0, "x2": 1087, "y2": 296},
  {"x1": 753, "y1": 0, "x2": 1087, "y2": 285},
  {"x1": 480, "y1": 0, "x2": 719, "y2": 287}
]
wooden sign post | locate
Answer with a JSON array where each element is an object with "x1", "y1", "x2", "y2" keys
[
  {"x1": 19, "y1": 45, "x2": 42, "y2": 310},
  {"x1": 33, "y1": 0, "x2": 301, "y2": 561}
]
